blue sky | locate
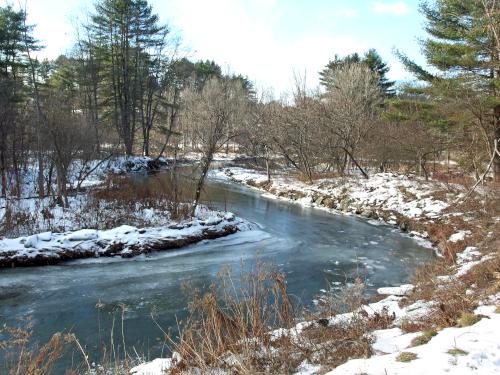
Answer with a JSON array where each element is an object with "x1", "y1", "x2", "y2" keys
[{"x1": 1, "y1": 0, "x2": 428, "y2": 94}]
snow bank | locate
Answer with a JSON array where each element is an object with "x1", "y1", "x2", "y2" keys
[
  {"x1": 327, "y1": 305, "x2": 500, "y2": 375},
  {"x1": 377, "y1": 284, "x2": 415, "y2": 296},
  {"x1": 211, "y1": 168, "x2": 452, "y2": 224},
  {"x1": 0, "y1": 210, "x2": 253, "y2": 267}
]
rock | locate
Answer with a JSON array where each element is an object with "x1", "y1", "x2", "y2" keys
[
  {"x1": 323, "y1": 197, "x2": 336, "y2": 208},
  {"x1": 340, "y1": 197, "x2": 352, "y2": 212},
  {"x1": 314, "y1": 196, "x2": 324, "y2": 205},
  {"x1": 317, "y1": 318, "x2": 329, "y2": 327},
  {"x1": 399, "y1": 220, "x2": 409, "y2": 232},
  {"x1": 288, "y1": 190, "x2": 306, "y2": 200},
  {"x1": 361, "y1": 209, "x2": 373, "y2": 218}
]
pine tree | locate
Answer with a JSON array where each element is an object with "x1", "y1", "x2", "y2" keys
[
  {"x1": 400, "y1": 0, "x2": 500, "y2": 181},
  {"x1": 88, "y1": 0, "x2": 168, "y2": 155},
  {"x1": 0, "y1": 5, "x2": 41, "y2": 196},
  {"x1": 320, "y1": 49, "x2": 395, "y2": 97}
]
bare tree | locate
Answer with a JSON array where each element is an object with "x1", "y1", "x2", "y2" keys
[
  {"x1": 322, "y1": 63, "x2": 383, "y2": 178},
  {"x1": 183, "y1": 77, "x2": 249, "y2": 214},
  {"x1": 42, "y1": 90, "x2": 99, "y2": 206}
]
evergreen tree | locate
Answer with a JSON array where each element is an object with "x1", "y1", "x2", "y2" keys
[
  {"x1": 88, "y1": 0, "x2": 168, "y2": 155},
  {"x1": 399, "y1": 0, "x2": 500, "y2": 181},
  {"x1": 320, "y1": 49, "x2": 395, "y2": 96},
  {"x1": 0, "y1": 5, "x2": 40, "y2": 196},
  {"x1": 0, "y1": 6, "x2": 39, "y2": 77}
]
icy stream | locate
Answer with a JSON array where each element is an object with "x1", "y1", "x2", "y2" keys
[{"x1": 0, "y1": 175, "x2": 433, "y2": 367}]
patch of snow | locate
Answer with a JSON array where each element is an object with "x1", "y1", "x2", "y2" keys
[
  {"x1": 294, "y1": 361, "x2": 322, "y2": 375},
  {"x1": 327, "y1": 305, "x2": 500, "y2": 375},
  {"x1": 372, "y1": 328, "x2": 420, "y2": 354},
  {"x1": 130, "y1": 358, "x2": 173, "y2": 375},
  {"x1": 66, "y1": 229, "x2": 99, "y2": 241},
  {"x1": 449, "y1": 230, "x2": 471, "y2": 243},
  {"x1": 377, "y1": 284, "x2": 415, "y2": 296}
]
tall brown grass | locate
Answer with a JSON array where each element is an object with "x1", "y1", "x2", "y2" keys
[
  {"x1": 168, "y1": 263, "x2": 394, "y2": 374},
  {"x1": 0, "y1": 320, "x2": 72, "y2": 375}
]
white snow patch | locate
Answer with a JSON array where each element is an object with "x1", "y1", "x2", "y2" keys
[
  {"x1": 326, "y1": 305, "x2": 500, "y2": 375},
  {"x1": 130, "y1": 358, "x2": 173, "y2": 375},
  {"x1": 449, "y1": 230, "x2": 471, "y2": 243},
  {"x1": 377, "y1": 284, "x2": 415, "y2": 296}
]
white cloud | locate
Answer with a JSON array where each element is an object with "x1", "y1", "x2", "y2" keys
[
  {"x1": 372, "y1": 1, "x2": 410, "y2": 16},
  {"x1": 168, "y1": 0, "x2": 367, "y2": 95},
  {"x1": 5, "y1": 0, "x2": 419, "y2": 93},
  {"x1": 335, "y1": 8, "x2": 357, "y2": 18}
]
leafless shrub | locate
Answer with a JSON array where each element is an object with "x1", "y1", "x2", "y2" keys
[
  {"x1": 169, "y1": 264, "x2": 393, "y2": 374},
  {"x1": 0, "y1": 320, "x2": 72, "y2": 375}
]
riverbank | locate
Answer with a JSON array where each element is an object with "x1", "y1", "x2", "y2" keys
[
  {"x1": 0, "y1": 210, "x2": 251, "y2": 268},
  {"x1": 0, "y1": 155, "x2": 252, "y2": 267},
  {"x1": 131, "y1": 167, "x2": 499, "y2": 375},
  {"x1": 211, "y1": 167, "x2": 486, "y2": 258}
]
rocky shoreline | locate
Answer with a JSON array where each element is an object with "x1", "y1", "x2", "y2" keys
[{"x1": 212, "y1": 167, "x2": 477, "y2": 258}]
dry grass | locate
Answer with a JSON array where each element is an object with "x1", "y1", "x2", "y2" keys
[
  {"x1": 457, "y1": 312, "x2": 481, "y2": 327},
  {"x1": 0, "y1": 306, "x2": 149, "y2": 375},
  {"x1": 0, "y1": 173, "x2": 195, "y2": 237},
  {"x1": 168, "y1": 264, "x2": 393, "y2": 374},
  {"x1": 399, "y1": 190, "x2": 500, "y2": 334},
  {"x1": 431, "y1": 171, "x2": 474, "y2": 187},
  {"x1": 169, "y1": 262, "x2": 298, "y2": 374},
  {"x1": 410, "y1": 329, "x2": 437, "y2": 347},
  {"x1": 447, "y1": 348, "x2": 468, "y2": 356},
  {"x1": 0, "y1": 320, "x2": 73, "y2": 375},
  {"x1": 396, "y1": 352, "x2": 418, "y2": 362}
]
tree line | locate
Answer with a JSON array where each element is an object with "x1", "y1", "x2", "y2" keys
[{"x1": 1, "y1": 0, "x2": 499, "y2": 208}]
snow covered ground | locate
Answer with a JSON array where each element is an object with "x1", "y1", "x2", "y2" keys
[
  {"x1": 0, "y1": 157, "x2": 255, "y2": 266},
  {"x1": 327, "y1": 304, "x2": 500, "y2": 375},
  {"x1": 0, "y1": 209, "x2": 253, "y2": 267},
  {"x1": 131, "y1": 249, "x2": 500, "y2": 375},
  {"x1": 210, "y1": 167, "x2": 453, "y2": 221},
  {"x1": 129, "y1": 167, "x2": 499, "y2": 375}
]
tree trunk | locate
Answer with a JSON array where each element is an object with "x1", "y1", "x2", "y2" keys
[
  {"x1": 344, "y1": 148, "x2": 369, "y2": 179},
  {"x1": 494, "y1": 105, "x2": 500, "y2": 181},
  {"x1": 55, "y1": 162, "x2": 68, "y2": 207},
  {"x1": 0, "y1": 149, "x2": 6, "y2": 197},
  {"x1": 191, "y1": 154, "x2": 213, "y2": 216}
]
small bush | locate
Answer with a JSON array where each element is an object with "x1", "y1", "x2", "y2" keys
[
  {"x1": 410, "y1": 329, "x2": 437, "y2": 346},
  {"x1": 457, "y1": 312, "x2": 481, "y2": 327},
  {"x1": 396, "y1": 352, "x2": 418, "y2": 362},
  {"x1": 170, "y1": 263, "x2": 393, "y2": 374},
  {"x1": 447, "y1": 348, "x2": 468, "y2": 356},
  {"x1": 0, "y1": 321, "x2": 73, "y2": 374}
]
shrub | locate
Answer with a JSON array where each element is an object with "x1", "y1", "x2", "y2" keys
[
  {"x1": 396, "y1": 352, "x2": 418, "y2": 362},
  {"x1": 410, "y1": 329, "x2": 437, "y2": 346},
  {"x1": 169, "y1": 263, "x2": 394, "y2": 374},
  {"x1": 0, "y1": 321, "x2": 73, "y2": 375},
  {"x1": 457, "y1": 312, "x2": 481, "y2": 327},
  {"x1": 447, "y1": 348, "x2": 468, "y2": 356}
]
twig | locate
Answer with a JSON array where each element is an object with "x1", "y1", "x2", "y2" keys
[
  {"x1": 457, "y1": 139, "x2": 499, "y2": 203},
  {"x1": 71, "y1": 333, "x2": 92, "y2": 373}
]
